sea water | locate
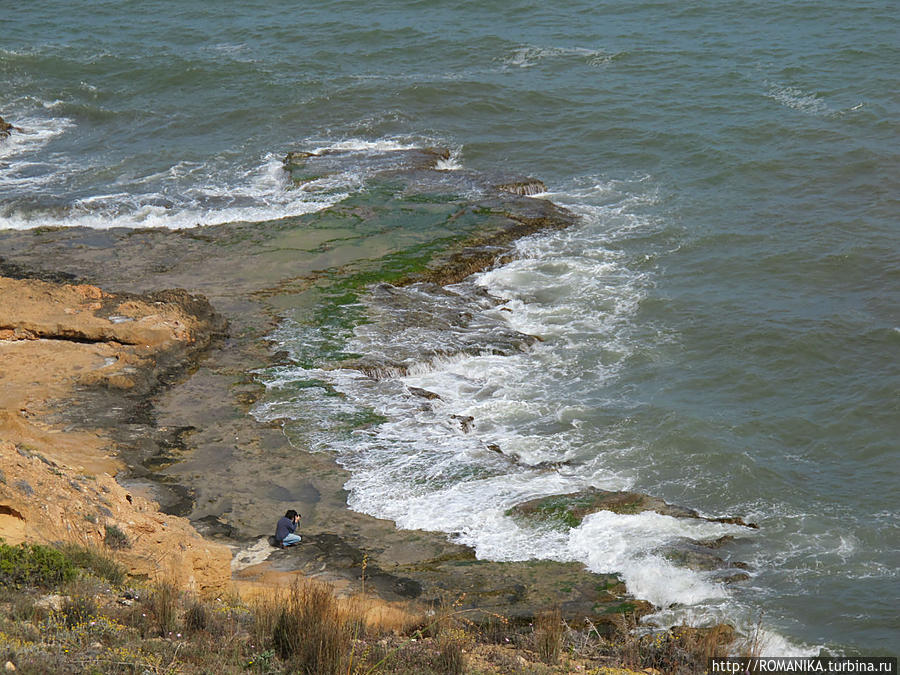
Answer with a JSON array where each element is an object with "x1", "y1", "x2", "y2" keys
[{"x1": 2, "y1": 0, "x2": 897, "y2": 655}]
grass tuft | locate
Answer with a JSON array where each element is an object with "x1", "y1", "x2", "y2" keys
[{"x1": 533, "y1": 606, "x2": 563, "y2": 664}]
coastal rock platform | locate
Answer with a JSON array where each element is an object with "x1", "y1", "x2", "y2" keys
[{"x1": 0, "y1": 147, "x2": 751, "y2": 629}]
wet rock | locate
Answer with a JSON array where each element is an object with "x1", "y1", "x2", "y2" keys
[
  {"x1": 396, "y1": 554, "x2": 653, "y2": 628},
  {"x1": 657, "y1": 537, "x2": 751, "y2": 582},
  {"x1": 0, "y1": 115, "x2": 22, "y2": 141},
  {"x1": 699, "y1": 534, "x2": 736, "y2": 549},
  {"x1": 506, "y1": 488, "x2": 700, "y2": 528},
  {"x1": 708, "y1": 515, "x2": 759, "y2": 529},
  {"x1": 284, "y1": 146, "x2": 451, "y2": 185},
  {"x1": 506, "y1": 488, "x2": 759, "y2": 534},
  {"x1": 257, "y1": 532, "x2": 424, "y2": 601},
  {"x1": 193, "y1": 514, "x2": 239, "y2": 539},
  {"x1": 495, "y1": 179, "x2": 546, "y2": 196},
  {"x1": 712, "y1": 569, "x2": 751, "y2": 584},
  {"x1": 662, "y1": 541, "x2": 728, "y2": 571},
  {"x1": 342, "y1": 282, "x2": 540, "y2": 377},
  {"x1": 450, "y1": 414, "x2": 475, "y2": 433},
  {"x1": 408, "y1": 386, "x2": 442, "y2": 401}
]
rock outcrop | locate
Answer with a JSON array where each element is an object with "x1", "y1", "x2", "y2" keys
[
  {"x1": 0, "y1": 276, "x2": 231, "y2": 593},
  {"x1": 506, "y1": 488, "x2": 758, "y2": 529}
]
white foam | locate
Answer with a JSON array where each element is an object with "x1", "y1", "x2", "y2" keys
[
  {"x1": 435, "y1": 147, "x2": 463, "y2": 171},
  {"x1": 309, "y1": 138, "x2": 421, "y2": 154},
  {"x1": 766, "y1": 83, "x2": 835, "y2": 117},
  {"x1": 0, "y1": 153, "x2": 347, "y2": 230},
  {"x1": 501, "y1": 45, "x2": 618, "y2": 69},
  {"x1": 571, "y1": 511, "x2": 737, "y2": 607},
  {"x1": 745, "y1": 629, "x2": 821, "y2": 658},
  {"x1": 0, "y1": 114, "x2": 74, "y2": 162}
]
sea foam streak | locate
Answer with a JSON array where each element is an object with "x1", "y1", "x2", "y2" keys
[{"x1": 0, "y1": 152, "x2": 345, "y2": 230}]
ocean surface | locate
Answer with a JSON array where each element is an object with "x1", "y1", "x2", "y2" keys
[{"x1": 2, "y1": 0, "x2": 897, "y2": 656}]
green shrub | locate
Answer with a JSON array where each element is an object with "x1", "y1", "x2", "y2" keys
[
  {"x1": 0, "y1": 540, "x2": 76, "y2": 588},
  {"x1": 58, "y1": 543, "x2": 126, "y2": 586},
  {"x1": 103, "y1": 524, "x2": 130, "y2": 550}
]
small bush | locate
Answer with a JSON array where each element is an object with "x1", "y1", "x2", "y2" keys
[
  {"x1": 273, "y1": 580, "x2": 351, "y2": 675},
  {"x1": 0, "y1": 541, "x2": 76, "y2": 588},
  {"x1": 62, "y1": 591, "x2": 97, "y2": 628},
  {"x1": 251, "y1": 592, "x2": 283, "y2": 647},
  {"x1": 103, "y1": 524, "x2": 130, "y2": 550}
]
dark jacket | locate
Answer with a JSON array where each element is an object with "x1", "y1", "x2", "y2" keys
[{"x1": 275, "y1": 516, "x2": 296, "y2": 543}]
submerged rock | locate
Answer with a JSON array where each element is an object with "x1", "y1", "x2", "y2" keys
[
  {"x1": 659, "y1": 538, "x2": 751, "y2": 582},
  {"x1": 340, "y1": 282, "x2": 540, "y2": 377},
  {"x1": 284, "y1": 146, "x2": 451, "y2": 185},
  {"x1": 495, "y1": 178, "x2": 546, "y2": 196}
]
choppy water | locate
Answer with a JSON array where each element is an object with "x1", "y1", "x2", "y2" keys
[{"x1": 2, "y1": 0, "x2": 898, "y2": 656}]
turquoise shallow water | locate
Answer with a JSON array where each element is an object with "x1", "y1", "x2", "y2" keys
[{"x1": 2, "y1": 0, "x2": 898, "y2": 655}]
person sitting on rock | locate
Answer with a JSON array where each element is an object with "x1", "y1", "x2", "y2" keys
[{"x1": 275, "y1": 509, "x2": 301, "y2": 547}]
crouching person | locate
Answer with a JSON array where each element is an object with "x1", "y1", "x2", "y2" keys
[{"x1": 275, "y1": 509, "x2": 301, "y2": 547}]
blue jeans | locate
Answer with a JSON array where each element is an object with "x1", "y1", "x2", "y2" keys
[{"x1": 282, "y1": 533, "x2": 301, "y2": 547}]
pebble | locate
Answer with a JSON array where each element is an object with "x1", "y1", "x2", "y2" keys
[{"x1": 5, "y1": 662, "x2": 16, "y2": 672}]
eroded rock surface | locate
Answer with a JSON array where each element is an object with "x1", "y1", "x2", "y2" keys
[{"x1": 0, "y1": 277, "x2": 231, "y2": 592}]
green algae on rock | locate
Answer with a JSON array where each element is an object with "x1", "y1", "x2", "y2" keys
[
  {"x1": 506, "y1": 488, "x2": 759, "y2": 531},
  {"x1": 505, "y1": 488, "x2": 699, "y2": 529}
]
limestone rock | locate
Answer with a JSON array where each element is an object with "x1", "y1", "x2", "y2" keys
[{"x1": 0, "y1": 277, "x2": 232, "y2": 594}]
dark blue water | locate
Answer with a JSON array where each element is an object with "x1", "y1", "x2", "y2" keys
[{"x1": 2, "y1": 0, "x2": 897, "y2": 655}]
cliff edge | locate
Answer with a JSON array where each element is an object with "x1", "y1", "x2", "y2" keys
[{"x1": 0, "y1": 276, "x2": 231, "y2": 593}]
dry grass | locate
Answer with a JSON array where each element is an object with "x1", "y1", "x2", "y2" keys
[
  {"x1": 533, "y1": 606, "x2": 564, "y2": 664},
  {"x1": 147, "y1": 579, "x2": 180, "y2": 636},
  {"x1": 0, "y1": 541, "x2": 742, "y2": 675},
  {"x1": 271, "y1": 579, "x2": 351, "y2": 675}
]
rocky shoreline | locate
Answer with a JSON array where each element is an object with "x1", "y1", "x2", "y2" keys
[{"x1": 0, "y1": 147, "x2": 756, "y2": 638}]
